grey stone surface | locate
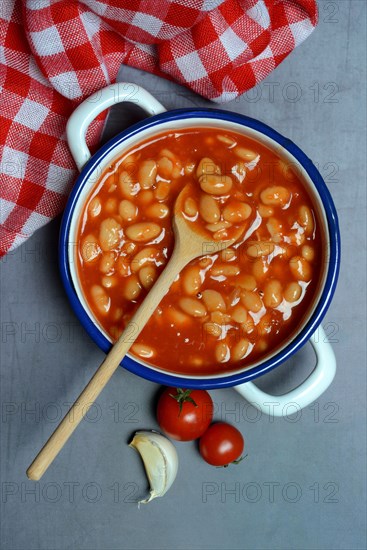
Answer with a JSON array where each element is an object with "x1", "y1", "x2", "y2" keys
[{"x1": 1, "y1": 2, "x2": 366, "y2": 549}]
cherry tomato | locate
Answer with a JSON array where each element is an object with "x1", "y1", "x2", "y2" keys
[
  {"x1": 157, "y1": 387, "x2": 213, "y2": 441},
  {"x1": 199, "y1": 422, "x2": 244, "y2": 466}
]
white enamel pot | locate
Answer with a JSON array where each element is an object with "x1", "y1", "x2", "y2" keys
[{"x1": 59, "y1": 83, "x2": 340, "y2": 417}]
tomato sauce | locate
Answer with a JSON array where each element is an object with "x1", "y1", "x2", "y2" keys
[{"x1": 76, "y1": 128, "x2": 323, "y2": 375}]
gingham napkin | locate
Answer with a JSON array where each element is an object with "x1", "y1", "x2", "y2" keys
[{"x1": 0, "y1": 0, "x2": 318, "y2": 256}]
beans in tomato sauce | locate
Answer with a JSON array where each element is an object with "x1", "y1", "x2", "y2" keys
[{"x1": 77, "y1": 129, "x2": 323, "y2": 375}]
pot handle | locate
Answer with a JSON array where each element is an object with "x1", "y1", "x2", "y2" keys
[
  {"x1": 66, "y1": 83, "x2": 166, "y2": 171},
  {"x1": 234, "y1": 325, "x2": 336, "y2": 417}
]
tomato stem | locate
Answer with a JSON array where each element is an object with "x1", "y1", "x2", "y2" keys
[
  {"x1": 169, "y1": 388, "x2": 198, "y2": 416},
  {"x1": 216, "y1": 454, "x2": 248, "y2": 468},
  {"x1": 232, "y1": 454, "x2": 248, "y2": 465}
]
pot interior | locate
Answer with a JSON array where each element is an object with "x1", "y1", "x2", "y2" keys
[{"x1": 67, "y1": 115, "x2": 331, "y2": 381}]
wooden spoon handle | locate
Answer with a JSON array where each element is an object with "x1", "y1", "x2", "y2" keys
[{"x1": 26, "y1": 247, "x2": 186, "y2": 481}]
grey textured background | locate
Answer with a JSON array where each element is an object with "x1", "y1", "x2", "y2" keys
[{"x1": 1, "y1": 2, "x2": 366, "y2": 549}]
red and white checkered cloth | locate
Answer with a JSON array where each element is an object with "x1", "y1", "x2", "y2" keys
[{"x1": 0, "y1": 0, "x2": 318, "y2": 256}]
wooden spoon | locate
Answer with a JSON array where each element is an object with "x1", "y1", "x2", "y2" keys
[{"x1": 27, "y1": 185, "x2": 244, "y2": 480}]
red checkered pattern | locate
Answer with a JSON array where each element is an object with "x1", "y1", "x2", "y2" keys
[{"x1": 0, "y1": 0, "x2": 317, "y2": 256}]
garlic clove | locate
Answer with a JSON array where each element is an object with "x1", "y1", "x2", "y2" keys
[{"x1": 129, "y1": 430, "x2": 178, "y2": 504}]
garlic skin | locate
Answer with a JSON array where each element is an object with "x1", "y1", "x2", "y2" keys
[{"x1": 129, "y1": 431, "x2": 178, "y2": 504}]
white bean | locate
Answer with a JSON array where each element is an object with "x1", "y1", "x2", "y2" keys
[
  {"x1": 231, "y1": 305, "x2": 248, "y2": 324},
  {"x1": 184, "y1": 162, "x2": 196, "y2": 175},
  {"x1": 131, "y1": 343, "x2": 155, "y2": 359},
  {"x1": 284, "y1": 282, "x2": 302, "y2": 302},
  {"x1": 110, "y1": 326, "x2": 122, "y2": 340},
  {"x1": 206, "y1": 221, "x2": 231, "y2": 233},
  {"x1": 227, "y1": 287, "x2": 242, "y2": 307},
  {"x1": 138, "y1": 159, "x2": 157, "y2": 189},
  {"x1": 214, "y1": 229, "x2": 229, "y2": 241},
  {"x1": 81, "y1": 234, "x2": 101, "y2": 262},
  {"x1": 123, "y1": 275, "x2": 142, "y2": 300},
  {"x1": 91, "y1": 285, "x2": 110, "y2": 314},
  {"x1": 289, "y1": 256, "x2": 312, "y2": 281},
  {"x1": 242, "y1": 318, "x2": 255, "y2": 334},
  {"x1": 203, "y1": 322, "x2": 222, "y2": 338},
  {"x1": 167, "y1": 308, "x2": 191, "y2": 326},
  {"x1": 257, "y1": 339, "x2": 268, "y2": 353},
  {"x1": 201, "y1": 289, "x2": 226, "y2": 312},
  {"x1": 199, "y1": 174, "x2": 233, "y2": 196},
  {"x1": 258, "y1": 313, "x2": 272, "y2": 336},
  {"x1": 122, "y1": 153, "x2": 137, "y2": 166},
  {"x1": 220, "y1": 248, "x2": 236, "y2": 262},
  {"x1": 299, "y1": 205, "x2": 314, "y2": 235},
  {"x1": 232, "y1": 338, "x2": 250, "y2": 361},
  {"x1": 236, "y1": 274, "x2": 257, "y2": 291},
  {"x1": 215, "y1": 342, "x2": 230, "y2": 363},
  {"x1": 105, "y1": 198, "x2": 117, "y2": 214},
  {"x1": 228, "y1": 288, "x2": 241, "y2": 306},
  {"x1": 183, "y1": 197, "x2": 198, "y2": 217},
  {"x1": 119, "y1": 170, "x2": 139, "y2": 197},
  {"x1": 210, "y1": 264, "x2": 240, "y2": 277},
  {"x1": 277, "y1": 159, "x2": 298, "y2": 181},
  {"x1": 101, "y1": 275, "x2": 117, "y2": 288},
  {"x1": 223, "y1": 202, "x2": 251, "y2": 223},
  {"x1": 234, "y1": 146, "x2": 258, "y2": 162},
  {"x1": 211, "y1": 311, "x2": 231, "y2": 324},
  {"x1": 263, "y1": 279, "x2": 283, "y2": 308},
  {"x1": 252, "y1": 258, "x2": 269, "y2": 280},
  {"x1": 88, "y1": 196, "x2": 101, "y2": 218},
  {"x1": 287, "y1": 231, "x2": 305, "y2": 246},
  {"x1": 119, "y1": 200, "x2": 138, "y2": 222},
  {"x1": 159, "y1": 148, "x2": 176, "y2": 162},
  {"x1": 258, "y1": 204, "x2": 274, "y2": 218},
  {"x1": 190, "y1": 357, "x2": 204, "y2": 367},
  {"x1": 157, "y1": 156, "x2": 173, "y2": 179},
  {"x1": 99, "y1": 251, "x2": 115, "y2": 274},
  {"x1": 122, "y1": 241, "x2": 136, "y2": 255},
  {"x1": 241, "y1": 290, "x2": 263, "y2": 312},
  {"x1": 217, "y1": 134, "x2": 236, "y2": 147},
  {"x1": 199, "y1": 257, "x2": 212, "y2": 268},
  {"x1": 199, "y1": 194, "x2": 221, "y2": 223},
  {"x1": 131, "y1": 247, "x2": 159, "y2": 272},
  {"x1": 154, "y1": 181, "x2": 170, "y2": 201},
  {"x1": 260, "y1": 186, "x2": 290, "y2": 206},
  {"x1": 266, "y1": 217, "x2": 283, "y2": 243},
  {"x1": 301, "y1": 244, "x2": 315, "y2": 261},
  {"x1": 146, "y1": 203, "x2": 169, "y2": 219},
  {"x1": 196, "y1": 157, "x2": 220, "y2": 179},
  {"x1": 138, "y1": 190, "x2": 154, "y2": 205},
  {"x1": 232, "y1": 162, "x2": 246, "y2": 178},
  {"x1": 139, "y1": 266, "x2": 156, "y2": 289},
  {"x1": 172, "y1": 164, "x2": 182, "y2": 179},
  {"x1": 117, "y1": 255, "x2": 130, "y2": 277},
  {"x1": 107, "y1": 182, "x2": 117, "y2": 193},
  {"x1": 179, "y1": 297, "x2": 207, "y2": 317},
  {"x1": 182, "y1": 266, "x2": 202, "y2": 295},
  {"x1": 125, "y1": 222, "x2": 161, "y2": 242},
  {"x1": 246, "y1": 241, "x2": 275, "y2": 258},
  {"x1": 112, "y1": 307, "x2": 123, "y2": 322},
  {"x1": 99, "y1": 218, "x2": 121, "y2": 251}
]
